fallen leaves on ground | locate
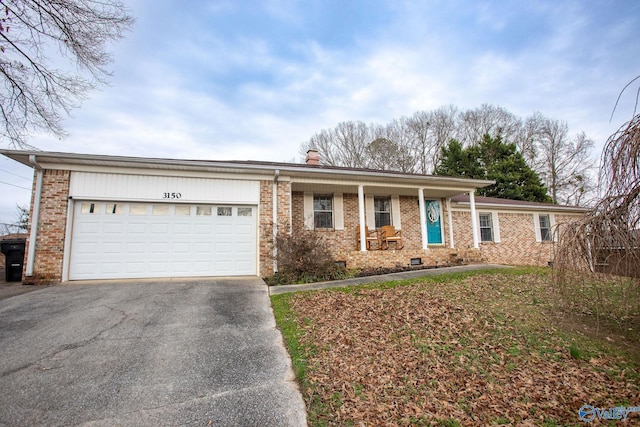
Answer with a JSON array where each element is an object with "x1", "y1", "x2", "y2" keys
[{"x1": 288, "y1": 272, "x2": 640, "y2": 426}]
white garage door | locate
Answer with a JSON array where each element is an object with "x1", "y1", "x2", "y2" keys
[{"x1": 69, "y1": 201, "x2": 257, "y2": 280}]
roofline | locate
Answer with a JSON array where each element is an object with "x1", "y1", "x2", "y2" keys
[
  {"x1": 451, "y1": 199, "x2": 589, "y2": 213},
  {"x1": 0, "y1": 149, "x2": 495, "y2": 189}
]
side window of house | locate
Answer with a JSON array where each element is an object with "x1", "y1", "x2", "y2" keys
[
  {"x1": 374, "y1": 196, "x2": 391, "y2": 228},
  {"x1": 313, "y1": 194, "x2": 333, "y2": 228},
  {"x1": 539, "y1": 214, "x2": 551, "y2": 241},
  {"x1": 479, "y1": 213, "x2": 493, "y2": 242}
]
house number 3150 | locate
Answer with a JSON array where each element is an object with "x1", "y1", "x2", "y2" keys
[{"x1": 163, "y1": 192, "x2": 182, "y2": 199}]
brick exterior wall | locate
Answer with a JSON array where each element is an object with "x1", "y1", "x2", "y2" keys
[
  {"x1": 452, "y1": 210, "x2": 583, "y2": 266},
  {"x1": 289, "y1": 192, "x2": 481, "y2": 271},
  {"x1": 259, "y1": 180, "x2": 274, "y2": 277},
  {"x1": 259, "y1": 179, "x2": 293, "y2": 277},
  {"x1": 20, "y1": 164, "x2": 583, "y2": 282},
  {"x1": 23, "y1": 169, "x2": 70, "y2": 285}
]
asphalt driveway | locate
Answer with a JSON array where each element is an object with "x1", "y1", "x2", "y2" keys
[{"x1": 0, "y1": 278, "x2": 307, "y2": 426}]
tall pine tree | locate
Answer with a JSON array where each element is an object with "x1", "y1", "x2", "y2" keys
[{"x1": 435, "y1": 135, "x2": 552, "y2": 203}]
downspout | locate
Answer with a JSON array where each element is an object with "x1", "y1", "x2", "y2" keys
[
  {"x1": 273, "y1": 170, "x2": 279, "y2": 273},
  {"x1": 26, "y1": 155, "x2": 43, "y2": 277}
]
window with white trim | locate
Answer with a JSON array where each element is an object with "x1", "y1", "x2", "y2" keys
[
  {"x1": 539, "y1": 214, "x2": 551, "y2": 241},
  {"x1": 479, "y1": 213, "x2": 493, "y2": 242},
  {"x1": 374, "y1": 196, "x2": 391, "y2": 228},
  {"x1": 313, "y1": 194, "x2": 333, "y2": 229}
]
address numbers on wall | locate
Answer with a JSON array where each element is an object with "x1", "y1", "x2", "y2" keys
[{"x1": 162, "y1": 192, "x2": 182, "y2": 199}]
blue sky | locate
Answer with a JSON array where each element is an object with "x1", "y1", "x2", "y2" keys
[{"x1": 1, "y1": 0, "x2": 639, "y2": 225}]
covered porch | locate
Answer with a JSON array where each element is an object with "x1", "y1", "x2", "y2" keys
[{"x1": 285, "y1": 171, "x2": 492, "y2": 270}]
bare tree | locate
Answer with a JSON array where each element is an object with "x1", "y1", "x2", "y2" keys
[
  {"x1": 0, "y1": 203, "x2": 27, "y2": 235},
  {"x1": 515, "y1": 111, "x2": 545, "y2": 168},
  {"x1": 553, "y1": 84, "x2": 640, "y2": 331},
  {"x1": 405, "y1": 111, "x2": 431, "y2": 174},
  {"x1": 456, "y1": 104, "x2": 521, "y2": 146},
  {"x1": 0, "y1": 0, "x2": 133, "y2": 147},
  {"x1": 536, "y1": 118, "x2": 596, "y2": 205},
  {"x1": 379, "y1": 119, "x2": 416, "y2": 173},
  {"x1": 303, "y1": 121, "x2": 372, "y2": 168}
]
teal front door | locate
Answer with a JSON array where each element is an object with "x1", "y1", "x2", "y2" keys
[{"x1": 425, "y1": 200, "x2": 443, "y2": 244}]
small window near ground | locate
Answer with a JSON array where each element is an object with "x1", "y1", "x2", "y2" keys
[
  {"x1": 374, "y1": 196, "x2": 391, "y2": 228},
  {"x1": 237, "y1": 207, "x2": 252, "y2": 217},
  {"x1": 539, "y1": 214, "x2": 551, "y2": 241},
  {"x1": 152, "y1": 205, "x2": 170, "y2": 216},
  {"x1": 81, "y1": 202, "x2": 97, "y2": 214},
  {"x1": 175, "y1": 205, "x2": 191, "y2": 216},
  {"x1": 129, "y1": 204, "x2": 148, "y2": 215},
  {"x1": 479, "y1": 213, "x2": 493, "y2": 242},
  {"x1": 217, "y1": 207, "x2": 232, "y2": 216},
  {"x1": 313, "y1": 194, "x2": 333, "y2": 228},
  {"x1": 106, "y1": 203, "x2": 122, "y2": 215},
  {"x1": 196, "y1": 206, "x2": 212, "y2": 216}
]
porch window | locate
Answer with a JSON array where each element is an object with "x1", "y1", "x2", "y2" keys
[
  {"x1": 374, "y1": 196, "x2": 391, "y2": 228},
  {"x1": 539, "y1": 214, "x2": 551, "y2": 241},
  {"x1": 479, "y1": 213, "x2": 493, "y2": 242},
  {"x1": 313, "y1": 194, "x2": 333, "y2": 229}
]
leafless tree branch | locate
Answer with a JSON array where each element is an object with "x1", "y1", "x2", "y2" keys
[{"x1": 0, "y1": 0, "x2": 133, "y2": 147}]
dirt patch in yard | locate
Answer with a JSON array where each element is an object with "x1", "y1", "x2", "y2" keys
[{"x1": 285, "y1": 270, "x2": 640, "y2": 426}]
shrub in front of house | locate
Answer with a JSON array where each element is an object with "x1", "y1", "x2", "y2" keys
[{"x1": 265, "y1": 225, "x2": 347, "y2": 286}]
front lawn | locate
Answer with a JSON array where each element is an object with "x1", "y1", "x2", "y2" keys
[{"x1": 271, "y1": 267, "x2": 639, "y2": 426}]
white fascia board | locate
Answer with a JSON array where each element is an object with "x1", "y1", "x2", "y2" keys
[
  {"x1": 41, "y1": 162, "x2": 275, "y2": 181},
  {"x1": 451, "y1": 203, "x2": 587, "y2": 214},
  {"x1": 1, "y1": 150, "x2": 494, "y2": 189}
]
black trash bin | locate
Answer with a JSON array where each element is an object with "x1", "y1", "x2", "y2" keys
[{"x1": 1, "y1": 239, "x2": 26, "y2": 282}]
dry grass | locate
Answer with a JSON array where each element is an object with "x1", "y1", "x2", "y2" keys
[{"x1": 272, "y1": 268, "x2": 640, "y2": 426}]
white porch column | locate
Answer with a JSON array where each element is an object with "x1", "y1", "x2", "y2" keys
[
  {"x1": 469, "y1": 190, "x2": 479, "y2": 249},
  {"x1": 358, "y1": 185, "x2": 367, "y2": 252},
  {"x1": 418, "y1": 188, "x2": 428, "y2": 249},
  {"x1": 446, "y1": 197, "x2": 454, "y2": 248}
]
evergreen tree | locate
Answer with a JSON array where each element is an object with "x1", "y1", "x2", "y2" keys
[{"x1": 435, "y1": 135, "x2": 552, "y2": 203}]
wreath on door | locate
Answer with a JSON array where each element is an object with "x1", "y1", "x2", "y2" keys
[{"x1": 428, "y1": 202, "x2": 440, "y2": 223}]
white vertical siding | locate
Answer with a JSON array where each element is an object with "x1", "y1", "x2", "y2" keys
[{"x1": 69, "y1": 172, "x2": 260, "y2": 203}]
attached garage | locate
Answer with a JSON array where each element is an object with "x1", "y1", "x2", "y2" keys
[
  {"x1": 64, "y1": 171, "x2": 261, "y2": 281},
  {"x1": 69, "y1": 201, "x2": 257, "y2": 280}
]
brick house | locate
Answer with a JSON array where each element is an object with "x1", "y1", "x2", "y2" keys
[{"x1": 0, "y1": 149, "x2": 586, "y2": 284}]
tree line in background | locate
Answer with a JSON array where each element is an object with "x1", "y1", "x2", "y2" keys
[{"x1": 300, "y1": 104, "x2": 596, "y2": 206}]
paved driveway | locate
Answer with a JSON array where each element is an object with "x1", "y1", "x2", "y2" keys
[{"x1": 0, "y1": 278, "x2": 307, "y2": 426}]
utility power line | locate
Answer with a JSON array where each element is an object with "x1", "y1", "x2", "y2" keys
[
  {"x1": 0, "y1": 168, "x2": 32, "y2": 181},
  {"x1": 0, "y1": 180, "x2": 31, "y2": 190}
]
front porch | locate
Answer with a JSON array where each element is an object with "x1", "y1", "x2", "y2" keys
[{"x1": 288, "y1": 190, "x2": 485, "y2": 272}]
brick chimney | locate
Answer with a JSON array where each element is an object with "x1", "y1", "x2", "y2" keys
[{"x1": 305, "y1": 149, "x2": 320, "y2": 165}]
